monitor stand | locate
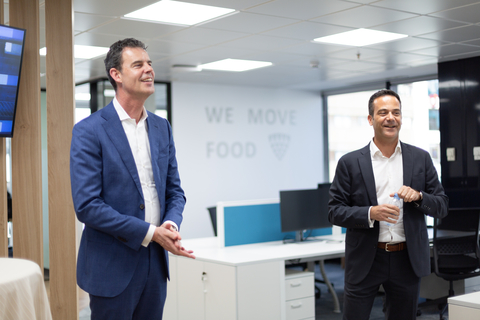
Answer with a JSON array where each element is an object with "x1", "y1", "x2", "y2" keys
[{"x1": 283, "y1": 230, "x2": 324, "y2": 244}]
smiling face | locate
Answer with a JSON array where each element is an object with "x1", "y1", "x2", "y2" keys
[
  {"x1": 110, "y1": 47, "x2": 155, "y2": 100},
  {"x1": 368, "y1": 94, "x2": 402, "y2": 145}
]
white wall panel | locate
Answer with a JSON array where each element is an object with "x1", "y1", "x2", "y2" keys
[{"x1": 172, "y1": 82, "x2": 324, "y2": 239}]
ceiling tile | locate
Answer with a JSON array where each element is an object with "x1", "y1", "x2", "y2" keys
[
  {"x1": 368, "y1": 37, "x2": 445, "y2": 53},
  {"x1": 262, "y1": 21, "x2": 352, "y2": 41},
  {"x1": 158, "y1": 27, "x2": 248, "y2": 46},
  {"x1": 200, "y1": 12, "x2": 298, "y2": 34},
  {"x1": 277, "y1": 41, "x2": 351, "y2": 57},
  {"x1": 372, "y1": 16, "x2": 466, "y2": 37},
  {"x1": 418, "y1": 25, "x2": 480, "y2": 42},
  {"x1": 74, "y1": 13, "x2": 118, "y2": 32},
  {"x1": 87, "y1": 19, "x2": 185, "y2": 39},
  {"x1": 371, "y1": 0, "x2": 480, "y2": 15},
  {"x1": 74, "y1": 0, "x2": 159, "y2": 17},
  {"x1": 174, "y1": 0, "x2": 272, "y2": 11},
  {"x1": 412, "y1": 43, "x2": 480, "y2": 58},
  {"x1": 429, "y1": 3, "x2": 480, "y2": 24},
  {"x1": 247, "y1": 0, "x2": 360, "y2": 20},
  {"x1": 219, "y1": 34, "x2": 306, "y2": 51},
  {"x1": 312, "y1": 6, "x2": 417, "y2": 28}
]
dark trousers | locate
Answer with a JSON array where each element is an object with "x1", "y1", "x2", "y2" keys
[
  {"x1": 343, "y1": 248, "x2": 420, "y2": 320},
  {"x1": 89, "y1": 242, "x2": 167, "y2": 320}
]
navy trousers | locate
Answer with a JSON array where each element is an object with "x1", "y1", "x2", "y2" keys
[
  {"x1": 89, "y1": 242, "x2": 168, "y2": 320},
  {"x1": 343, "y1": 247, "x2": 420, "y2": 320}
]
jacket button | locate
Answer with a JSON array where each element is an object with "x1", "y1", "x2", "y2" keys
[{"x1": 140, "y1": 204, "x2": 145, "y2": 210}]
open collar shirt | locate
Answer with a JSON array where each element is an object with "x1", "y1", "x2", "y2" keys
[{"x1": 369, "y1": 139, "x2": 406, "y2": 243}]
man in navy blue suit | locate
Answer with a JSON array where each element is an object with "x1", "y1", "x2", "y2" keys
[
  {"x1": 329, "y1": 89, "x2": 448, "y2": 320},
  {"x1": 70, "y1": 38, "x2": 195, "y2": 320}
]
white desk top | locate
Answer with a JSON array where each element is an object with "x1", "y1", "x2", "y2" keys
[
  {"x1": 178, "y1": 234, "x2": 345, "y2": 266},
  {"x1": 448, "y1": 291, "x2": 480, "y2": 309},
  {"x1": 0, "y1": 258, "x2": 52, "y2": 320}
]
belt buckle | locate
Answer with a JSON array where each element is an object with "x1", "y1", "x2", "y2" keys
[{"x1": 385, "y1": 243, "x2": 392, "y2": 252}]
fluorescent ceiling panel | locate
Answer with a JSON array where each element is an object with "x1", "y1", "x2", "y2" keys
[
  {"x1": 124, "y1": 0, "x2": 237, "y2": 26},
  {"x1": 313, "y1": 28, "x2": 407, "y2": 47},
  {"x1": 39, "y1": 45, "x2": 109, "y2": 59},
  {"x1": 200, "y1": 59, "x2": 273, "y2": 72}
]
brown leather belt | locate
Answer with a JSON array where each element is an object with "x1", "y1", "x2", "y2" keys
[{"x1": 377, "y1": 242, "x2": 406, "y2": 252}]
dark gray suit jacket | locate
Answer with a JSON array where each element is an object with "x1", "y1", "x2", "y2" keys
[{"x1": 329, "y1": 142, "x2": 448, "y2": 284}]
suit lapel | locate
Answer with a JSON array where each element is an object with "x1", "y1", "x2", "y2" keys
[
  {"x1": 358, "y1": 143, "x2": 378, "y2": 206},
  {"x1": 401, "y1": 142, "x2": 413, "y2": 187},
  {"x1": 101, "y1": 103, "x2": 143, "y2": 197}
]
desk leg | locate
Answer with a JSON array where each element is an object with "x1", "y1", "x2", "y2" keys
[{"x1": 319, "y1": 260, "x2": 341, "y2": 314}]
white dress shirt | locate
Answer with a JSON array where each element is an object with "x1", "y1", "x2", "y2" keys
[
  {"x1": 113, "y1": 97, "x2": 177, "y2": 247},
  {"x1": 368, "y1": 139, "x2": 406, "y2": 243}
]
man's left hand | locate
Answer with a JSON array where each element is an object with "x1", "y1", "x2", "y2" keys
[{"x1": 391, "y1": 186, "x2": 422, "y2": 203}]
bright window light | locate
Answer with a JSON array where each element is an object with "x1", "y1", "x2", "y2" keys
[
  {"x1": 39, "y1": 45, "x2": 109, "y2": 59},
  {"x1": 200, "y1": 59, "x2": 273, "y2": 72},
  {"x1": 75, "y1": 93, "x2": 91, "y2": 101},
  {"x1": 124, "y1": 0, "x2": 237, "y2": 26},
  {"x1": 313, "y1": 28, "x2": 407, "y2": 47}
]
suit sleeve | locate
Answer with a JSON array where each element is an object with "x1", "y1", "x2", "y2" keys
[
  {"x1": 328, "y1": 155, "x2": 372, "y2": 229},
  {"x1": 413, "y1": 150, "x2": 448, "y2": 219}
]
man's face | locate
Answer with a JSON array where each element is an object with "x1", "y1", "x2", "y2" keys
[
  {"x1": 368, "y1": 95, "x2": 402, "y2": 144},
  {"x1": 115, "y1": 47, "x2": 155, "y2": 99}
]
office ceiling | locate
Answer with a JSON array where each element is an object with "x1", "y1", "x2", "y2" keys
[{"x1": 31, "y1": 0, "x2": 480, "y2": 91}]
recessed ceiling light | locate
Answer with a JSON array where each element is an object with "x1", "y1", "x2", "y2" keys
[
  {"x1": 313, "y1": 28, "x2": 407, "y2": 47},
  {"x1": 39, "y1": 45, "x2": 109, "y2": 59},
  {"x1": 200, "y1": 59, "x2": 273, "y2": 72},
  {"x1": 124, "y1": 0, "x2": 237, "y2": 26}
]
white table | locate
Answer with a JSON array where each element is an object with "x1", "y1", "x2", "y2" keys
[
  {"x1": 164, "y1": 234, "x2": 345, "y2": 320},
  {"x1": 0, "y1": 258, "x2": 52, "y2": 320}
]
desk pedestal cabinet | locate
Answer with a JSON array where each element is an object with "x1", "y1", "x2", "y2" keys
[
  {"x1": 165, "y1": 256, "x2": 285, "y2": 320},
  {"x1": 285, "y1": 269, "x2": 315, "y2": 320},
  {"x1": 448, "y1": 291, "x2": 480, "y2": 319}
]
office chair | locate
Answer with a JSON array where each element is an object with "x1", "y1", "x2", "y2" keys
[
  {"x1": 207, "y1": 206, "x2": 217, "y2": 237},
  {"x1": 432, "y1": 208, "x2": 480, "y2": 320}
]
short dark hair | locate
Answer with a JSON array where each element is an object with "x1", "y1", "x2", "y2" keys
[
  {"x1": 368, "y1": 89, "x2": 401, "y2": 116},
  {"x1": 104, "y1": 38, "x2": 147, "y2": 91}
]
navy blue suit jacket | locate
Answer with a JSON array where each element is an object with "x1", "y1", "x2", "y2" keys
[
  {"x1": 329, "y1": 142, "x2": 448, "y2": 285},
  {"x1": 70, "y1": 102, "x2": 185, "y2": 297}
]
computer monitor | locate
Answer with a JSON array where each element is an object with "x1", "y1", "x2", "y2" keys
[{"x1": 280, "y1": 183, "x2": 332, "y2": 242}]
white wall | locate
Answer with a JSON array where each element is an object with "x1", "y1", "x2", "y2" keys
[{"x1": 172, "y1": 82, "x2": 325, "y2": 239}]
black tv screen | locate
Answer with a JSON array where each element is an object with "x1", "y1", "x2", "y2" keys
[
  {"x1": 280, "y1": 183, "x2": 332, "y2": 234},
  {"x1": 0, "y1": 24, "x2": 26, "y2": 137}
]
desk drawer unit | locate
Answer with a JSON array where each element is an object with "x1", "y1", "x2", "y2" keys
[{"x1": 285, "y1": 269, "x2": 315, "y2": 320}]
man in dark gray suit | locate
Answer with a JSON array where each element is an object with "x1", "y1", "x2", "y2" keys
[{"x1": 329, "y1": 89, "x2": 448, "y2": 320}]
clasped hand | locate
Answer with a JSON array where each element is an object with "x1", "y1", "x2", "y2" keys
[
  {"x1": 152, "y1": 222, "x2": 195, "y2": 259},
  {"x1": 370, "y1": 186, "x2": 422, "y2": 224}
]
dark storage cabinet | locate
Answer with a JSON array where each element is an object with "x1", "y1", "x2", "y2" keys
[{"x1": 439, "y1": 56, "x2": 480, "y2": 208}]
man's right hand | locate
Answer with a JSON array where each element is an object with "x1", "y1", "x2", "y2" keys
[
  {"x1": 152, "y1": 223, "x2": 195, "y2": 259},
  {"x1": 370, "y1": 204, "x2": 400, "y2": 224}
]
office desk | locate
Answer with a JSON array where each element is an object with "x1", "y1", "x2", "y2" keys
[
  {"x1": 164, "y1": 234, "x2": 345, "y2": 320},
  {"x1": 448, "y1": 291, "x2": 480, "y2": 319},
  {"x1": 0, "y1": 258, "x2": 52, "y2": 320}
]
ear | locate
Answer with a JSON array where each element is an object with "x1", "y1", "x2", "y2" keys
[
  {"x1": 109, "y1": 68, "x2": 122, "y2": 84},
  {"x1": 368, "y1": 114, "x2": 373, "y2": 126}
]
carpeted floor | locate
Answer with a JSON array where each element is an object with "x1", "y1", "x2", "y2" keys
[{"x1": 313, "y1": 259, "x2": 447, "y2": 320}]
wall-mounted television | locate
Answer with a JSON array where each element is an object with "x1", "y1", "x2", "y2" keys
[{"x1": 0, "y1": 24, "x2": 26, "y2": 137}]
